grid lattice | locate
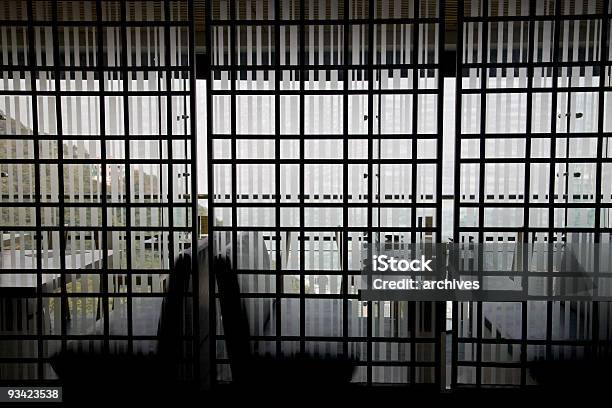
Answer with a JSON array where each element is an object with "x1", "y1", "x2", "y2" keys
[
  {"x1": 454, "y1": 0, "x2": 612, "y2": 388},
  {"x1": 207, "y1": 0, "x2": 445, "y2": 386},
  {"x1": 0, "y1": 0, "x2": 198, "y2": 383}
]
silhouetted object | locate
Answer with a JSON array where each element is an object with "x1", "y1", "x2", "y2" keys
[
  {"x1": 213, "y1": 255, "x2": 355, "y2": 392},
  {"x1": 50, "y1": 240, "x2": 208, "y2": 403}
]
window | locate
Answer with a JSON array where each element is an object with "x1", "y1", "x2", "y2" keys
[
  {"x1": 454, "y1": 0, "x2": 611, "y2": 387},
  {"x1": 0, "y1": 0, "x2": 198, "y2": 382},
  {"x1": 208, "y1": 0, "x2": 445, "y2": 385}
]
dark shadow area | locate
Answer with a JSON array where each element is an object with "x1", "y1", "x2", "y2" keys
[
  {"x1": 49, "y1": 240, "x2": 208, "y2": 404},
  {"x1": 529, "y1": 355, "x2": 612, "y2": 395},
  {"x1": 214, "y1": 254, "x2": 356, "y2": 391}
]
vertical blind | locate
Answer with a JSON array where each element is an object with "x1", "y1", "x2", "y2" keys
[
  {"x1": 454, "y1": 0, "x2": 612, "y2": 388},
  {"x1": 208, "y1": 0, "x2": 445, "y2": 386},
  {"x1": 2, "y1": 0, "x2": 611, "y2": 390},
  {"x1": 0, "y1": 0, "x2": 197, "y2": 382}
]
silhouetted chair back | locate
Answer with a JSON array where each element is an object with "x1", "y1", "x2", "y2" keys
[
  {"x1": 213, "y1": 255, "x2": 253, "y2": 382},
  {"x1": 51, "y1": 239, "x2": 208, "y2": 402},
  {"x1": 213, "y1": 251, "x2": 355, "y2": 389}
]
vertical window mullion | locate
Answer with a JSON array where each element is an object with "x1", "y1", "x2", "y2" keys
[{"x1": 25, "y1": 0, "x2": 44, "y2": 380}]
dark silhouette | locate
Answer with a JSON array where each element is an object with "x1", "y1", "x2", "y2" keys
[
  {"x1": 213, "y1": 255, "x2": 356, "y2": 392},
  {"x1": 50, "y1": 240, "x2": 207, "y2": 403}
]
